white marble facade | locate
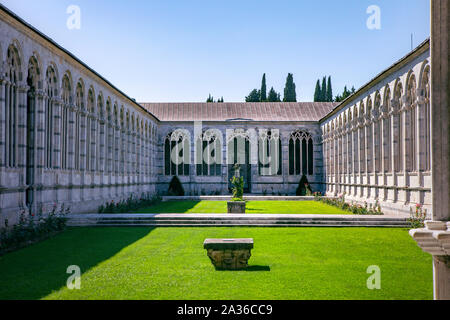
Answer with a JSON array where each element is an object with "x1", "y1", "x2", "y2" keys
[
  {"x1": 321, "y1": 40, "x2": 431, "y2": 215},
  {"x1": 0, "y1": 6, "x2": 433, "y2": 224}
]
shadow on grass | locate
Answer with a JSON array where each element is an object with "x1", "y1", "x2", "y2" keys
[
  {"x1": 246, "y1": 265, "x2": 271, "y2": 272},
  {"x1": 215, "y1": 265, "x2": 271, "y2": 272},
  {"x1": 0, "y1": 227, "x2": 155, "y2": 300}
]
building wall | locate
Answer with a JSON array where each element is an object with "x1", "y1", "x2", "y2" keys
[
  {"x1": 0, "y1": 11, "x2": 158, "y2": 224},
  {"x1": 0, "y1": 7, "x2": 435, "y2": 223},
  {"x1": 320, "y1": 44, "x2": 431, "y2": 216},
  {"x1": 156, "y1": 122, "x2": 324, "y2": 196}
]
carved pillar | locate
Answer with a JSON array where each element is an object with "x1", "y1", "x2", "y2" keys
[
  {"x1": 34, "y1": 90, "x2": 45, "y2": 209},
  {"x1": 410, "y1": 0, "x2": 450, "y2": 300},
  {"x1": 68, "y1": 105, "x2": 75, "y2": 171},
  {"x1": 0, "y1": 78, "x2": 5, "y2": 168},
  {"x1": 18, "y1": 85, "x2": 28, "y2": 174},
  {"x1": 52, "y1": 98, "x2": 62, "y2": 170}
]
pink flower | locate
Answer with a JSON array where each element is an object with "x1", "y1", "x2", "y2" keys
[{"x1": 416, "y1": 204, "x2": 422, "y2": 209}]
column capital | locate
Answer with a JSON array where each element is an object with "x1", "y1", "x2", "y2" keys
[{"x1": 18, "y1": 84, "x2": 30, "y2": 93}]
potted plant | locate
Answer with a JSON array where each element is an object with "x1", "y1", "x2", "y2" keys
[{"x1": 228, "y1": 165, "x2": 246, "y2": 214}]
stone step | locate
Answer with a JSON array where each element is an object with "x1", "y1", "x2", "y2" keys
[
  {"x1": 85, "y1": 218, "x2": 407, "y2": 224},
  {"x1": 67, "y1": 215, "x2": 410, "y2": 228},
  {"x1": 68, "y1": 223, "x2": 408, "y2": 228},
  {"x1": 68, "y1": 214, "x2": 407, "y2": 221}
]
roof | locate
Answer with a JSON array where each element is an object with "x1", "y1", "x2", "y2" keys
[{"x1": 141, "y1": 102, "x2": 338, "y2": 122}]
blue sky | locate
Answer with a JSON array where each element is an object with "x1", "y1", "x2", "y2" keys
[{"x1": 0, "y1": 0, "x2": 430, "y2": 102}]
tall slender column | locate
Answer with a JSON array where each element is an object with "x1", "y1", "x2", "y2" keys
[
  {"x1": 35, "y1": 90, "x2": 45, "y2": 208},
  {"x1": 410, "y1": 0, "x2": 450, "y2": 301},
  {"x1": 68, "y1": 106, "x2": 75, "y2": 170},
  {"x1": 18, "y1": 85, "x2": 28, "y2": 174},
  {"x1": 416, "y1": 97, "x2": 425, "y2": 172},
  {"x1": 0, "y1": 79, "x2": 5, "y2": 168},
  {"x1": 52, "y1": 98, "x2": 62, "y2": 170}
]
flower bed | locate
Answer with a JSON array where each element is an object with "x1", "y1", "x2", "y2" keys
[
  {"x1": 407, "y1": 204, "x2": 427, "y2": 229},
  {"x1": 0, "y1": 204, "x2": 69, "y2": 255},
  {"x1": 314, "y1": 192, "x2": 384, "y2": 215},
  {"x1": 99, "y1": 193, "x2": 162, "y2": 213}
]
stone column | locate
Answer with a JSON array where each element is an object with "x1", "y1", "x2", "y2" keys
[
  {"x1": 0, "y1": 78, "x2": 5, "y2": 168},
  {"x1": 52, "y1": 98, "x2": 62, "y2": 170},
  {"x1": 79, "y1": 110, "x2": 87, "y2": 201},
  {"x1": 68, "y1": 105, "x2": 75, "y2": 170},
  {"x1": 18, "y1": 85, "x2": 28, "y2": 172},
  {"x1": 410, "y1": 0, "x2": 450, "y2": 300},
  {"x1": 35, "y1": 90, "x2": 45, "y2": 209}
]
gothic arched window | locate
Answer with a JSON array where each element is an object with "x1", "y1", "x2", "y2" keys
[
  {"x1": 258, "y1": 130, "x2": 282, "y2": 176},
  {"x1": 165, "y1": 130, "x2": 190, "y2": 176},
  {"x1": 421, "y1": 66, "x2": 431, "y2": 171},
  {"x1": 289, "y1": 130, "x2": 313, "y2": 175},
  {"x1": 5, "y1": 44, "x2": 21, "y2": 168},
  {"x1": 196, "y1": 130, "x2": 222, "y2": 176},
  {"x1": 406, "y1": 74, "x2": 417, "y2": 172},
  {"x1": 61, "y1": 73, "x2": 72, "y2": 170},
  {"x1": 44, "y1": 66, "x2": 57, "y2": 169}
]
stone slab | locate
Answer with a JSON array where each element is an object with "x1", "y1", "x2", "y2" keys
[{"x1": 204, "y1": 238, "x2": 254, "y2": 250}]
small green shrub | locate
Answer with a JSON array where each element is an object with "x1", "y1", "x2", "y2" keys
[
  {"x1": 168, "y1": 176, "x2": 185, "y2": 196},
  {"x1": 99, "y1": 193, "x2": 162, "y2": 213},
  {"x1": 296, "y1": 175, "x2": 313, "y2": 196}
]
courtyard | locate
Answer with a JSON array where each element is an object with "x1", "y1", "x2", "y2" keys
[
  {"x1": 0, "y1": 227, "x2": 432, "y2": 300},
  {"x1": 0, "y1": 0, "x2": 447, "y2": 303}
]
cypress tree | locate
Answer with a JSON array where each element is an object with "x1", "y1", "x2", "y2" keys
[
  {"x1": 321, "y1": 77, "x2": 327, "y2": 102},
  {"x1": 206, "y1": 94, "x2": 214, "y2": 103},
  {"x1": 260, "y1": 74, "x2": 267, "y2": 102},
  {"x1": 326, "y1": 76, "x2": 333, "y2": 102},
  {"x1": 314, "y1": 80, "x2": 321, "y2": 102},
  {"x1": 283, "y1": 73, "x2": 297, "y2": 102}
]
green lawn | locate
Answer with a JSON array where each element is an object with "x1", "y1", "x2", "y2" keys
[
  {"x1": 0, "y1": 227, "x2": 432, "y2": 300},
  {"x1": 134, "y1": 200, "x2": 351, "y2": 214}
]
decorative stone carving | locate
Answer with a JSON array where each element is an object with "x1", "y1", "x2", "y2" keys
[
  {"x1": 204, "y1": 239, "x2": 253, "y2": 270},
  {"x1": 409, "y1": 221, "x2": 450, "y2": 265}
]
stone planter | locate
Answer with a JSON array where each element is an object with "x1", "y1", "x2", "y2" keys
[
  {"x1": 204, "y1": 238, "x2": 253, "y2": 270},
  {"x1": 227, "y1": 201, "x2": 246, "y2": 214}
]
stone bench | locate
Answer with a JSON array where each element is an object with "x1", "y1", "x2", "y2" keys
[{"x1": 203, "y1": 238, "x2": 254, "y2": 270}]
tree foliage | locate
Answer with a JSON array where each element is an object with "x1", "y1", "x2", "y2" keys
[
  {"x1": 245, "y1": 89, "x2": 261, "y2": 102},
  {"x1": 260, "y1": 74, "x2": 267, "y2": 102},
  {"x1": 267, "y1": 87, "x2": 281, "y2": 102},
  {"x1": 321, "y1": 77, "x2": 327, "y2": 102},
  {"x1": 314, "y1": 80, "x2": 321, "y2": 102},
  {"x1": 335, "y1": 86, "x2": 356, "y2": 102},
  {"x1": 283, "y1": 73, "x2": 297, "y2": 102},
  {"x1": 326, "y1": 76, "x2": 333, "y2": 102}
]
